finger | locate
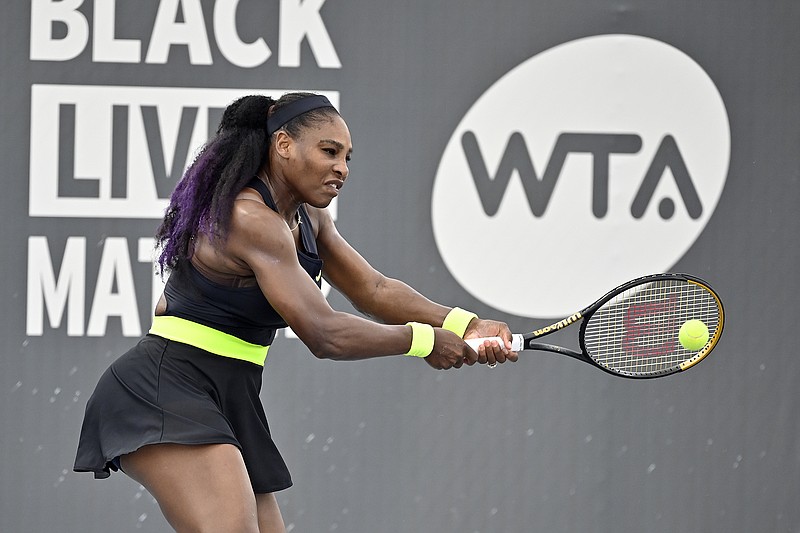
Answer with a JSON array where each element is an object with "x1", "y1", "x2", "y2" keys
[
  {"x1": 476, "y1": 344, "x2": 488, "y2": 365},
  {"x1": 464, "y1": 344, "x2": 480, "y2": 365},
  {"x1": 484, "y1": 341, "x2": 498, "y2": 367},
  {"x1": 491, "y1": 340, "x2": 508, "y2": 363},
  {"x1": 498, "y1": 336, "x2": 518, "y2": 362}
]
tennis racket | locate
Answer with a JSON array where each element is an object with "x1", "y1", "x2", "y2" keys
[{"x1": 466, "y1": 273, "x2": 724, "y2": 378}]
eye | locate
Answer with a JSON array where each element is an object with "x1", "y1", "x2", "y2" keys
[{"x1": 323, "y1": 148, "x2": 336, "y2": 156}]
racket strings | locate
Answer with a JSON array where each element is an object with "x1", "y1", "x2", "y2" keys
[{"x1": 583, "y1": 280, "x2": 721, "y2": 377}]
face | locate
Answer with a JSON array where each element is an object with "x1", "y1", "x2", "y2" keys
[{"x1": 278, "y1": 115, "x2": 352, "y2": 208}]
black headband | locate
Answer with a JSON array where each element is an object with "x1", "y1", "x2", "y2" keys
[{"x1": 266, "y1": 95, "x2": 334, "y2": 136}]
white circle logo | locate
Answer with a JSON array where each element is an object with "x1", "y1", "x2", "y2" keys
[{"x1": 432, "y1": 34, "x2": 730, "y2": 318}]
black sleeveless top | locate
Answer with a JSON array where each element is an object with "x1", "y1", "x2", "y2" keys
[{"x1": 161, "y1": 177, "x2": 324, "y2": 345}]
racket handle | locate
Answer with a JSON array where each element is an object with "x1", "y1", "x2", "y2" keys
[{"x1": 465, "y1": 334, "x2": 524, "y2": 352}]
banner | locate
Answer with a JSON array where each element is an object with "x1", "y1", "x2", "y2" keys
[{"x1": 2, "y1": 2, "x2": 798, "y2": 532}]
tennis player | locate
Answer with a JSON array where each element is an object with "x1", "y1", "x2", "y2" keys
[{"x1": 74, "y1": 93, "x2": 517, "y2": 533}]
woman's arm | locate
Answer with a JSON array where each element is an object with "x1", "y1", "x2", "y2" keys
[
  {"x1": 314, "y1": 208, "x2": 517, "y2": 365},
  {"x1": 223, "y1": 199, "x2": 478, "y2": 368},
  {"x1": 314, "y1": 207, "x2": 450, "y2": 326}
]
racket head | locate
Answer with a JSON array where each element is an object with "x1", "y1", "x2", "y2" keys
[{"x1": 578, "y1": 273, "x2": 724, "y2": 378}]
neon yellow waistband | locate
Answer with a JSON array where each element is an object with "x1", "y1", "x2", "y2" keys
[{"x1": 149, "y1": 316, "x2": 270, "y2": 366}]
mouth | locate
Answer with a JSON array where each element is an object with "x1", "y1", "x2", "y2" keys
[{"x1": 325, "y1": 179, "x2": 344, "y2": 194}]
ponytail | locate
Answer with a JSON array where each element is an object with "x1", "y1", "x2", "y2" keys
[{"x1": 155, "y1": 95, "x2": 273, "y2": 273}]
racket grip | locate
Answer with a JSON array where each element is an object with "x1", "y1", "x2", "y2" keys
[{"x1": 465, "y1": 334, "x2": 524, "y2": 352}]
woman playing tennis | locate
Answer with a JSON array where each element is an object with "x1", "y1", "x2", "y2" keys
[{"x1": 74, "y1": 93, "x2": 517, "y2": 532}]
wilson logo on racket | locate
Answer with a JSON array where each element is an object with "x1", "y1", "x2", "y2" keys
[
  {"x1": 532, "y1": 312, "x2": 582, "y2": 337},
  {"x1": 432, "y1": 34, "x2": 730, "y2": 318},
  {"x1": 621, "y1": 295, "x2": 678, "y2": 359}
]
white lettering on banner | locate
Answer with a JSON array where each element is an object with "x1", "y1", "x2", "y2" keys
[
  {"x1": 214, "y1": 0, "x2": 272, "y2": 68},
  {"x1": 146, "y1": 0, "x2": 213, "y2": 65},
  {"x1": 86, "y1": 237, "x2": 140, "y2": 337},
  {"x1": 26, "y1": 233, "x2": 331, "y2": 338},
  {"x1": 279, "y1": 0, "x2": 342, "y2": 68},
  {"x1": 29, "y1": 0, "x2": 342, "y2": 68},
  {"x1": 92, "y1": 0, "x2": 140, "y2": 63},
  {"x1": 29, "y1": 85, "x2": 339, "y2": 218},
  {"x1": 26, "y1": 236, "x2": 168, "y2": 337},
  {"x1": 432, "y1": 35, "x2": 730, "y2": 318},
  {"x1": 27, "y1": 236, "x2": 86, "y2": 336},
  {"x1": 30, "y1": 0, "x2": 88, "y2": 61}
]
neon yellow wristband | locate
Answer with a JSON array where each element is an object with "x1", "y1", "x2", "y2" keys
[
  {"x1": 442, "y1": 307, "x2": 478, "y2": 338},
  {"x1": 405, "y1": 322, "x2": 435, "y2": 357}
]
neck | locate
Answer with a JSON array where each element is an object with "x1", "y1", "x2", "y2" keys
[{"x1": 257, "y1": 170, "x2": 301, "y2": 229}]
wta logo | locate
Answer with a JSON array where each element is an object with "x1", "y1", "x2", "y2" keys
[{"x1": 432, "y1": 35, "x2": 730, "y2": 318}]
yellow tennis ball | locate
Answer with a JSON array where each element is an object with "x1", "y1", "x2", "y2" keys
[{"x1": 679, "y1": 319, "x2": 709, "y2": 351}]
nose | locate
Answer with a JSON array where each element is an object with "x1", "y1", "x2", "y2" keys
[{"x1": 334, "y1": 159, "x2": 349, "y2": 179}]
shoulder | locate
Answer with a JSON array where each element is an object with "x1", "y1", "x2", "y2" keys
[
  {"x1": 229, "y1": 184, "x2": 285, "y2": 231},
  {"x1": 189, "y1": 195, "x2": 286, "y2": 277},
  {"x1": 222, "y1": 196, "x2": 296, "y2": 265},
  {"x1": 305, "y1": 204, "x2": 335, "y2": 237}
]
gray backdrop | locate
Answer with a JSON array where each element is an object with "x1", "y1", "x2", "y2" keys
[{"x1": 3, "y1": 1, "x2": 799, "y2": 532}]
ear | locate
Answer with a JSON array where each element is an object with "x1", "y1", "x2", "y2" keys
[{"x1": 273, "y1": 130, "x2": 294, "y2": 160}]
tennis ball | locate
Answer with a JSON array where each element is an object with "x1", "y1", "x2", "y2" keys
[{"x1": 679, "y1": 319, "x2": 709, "y2": 351}]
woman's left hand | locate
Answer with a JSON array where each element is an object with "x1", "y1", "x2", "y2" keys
[{"x1": 463, "y1": 319, "x2": 519, "y2": 367}]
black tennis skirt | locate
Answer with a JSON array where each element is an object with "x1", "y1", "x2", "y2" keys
[{"x1": 73, "y1": 334, "x2": 292, "y2": 494}]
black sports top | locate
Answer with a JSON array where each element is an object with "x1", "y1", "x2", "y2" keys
[{"x1": 161, "y1": 177, "x2": 324, "y2": 346}]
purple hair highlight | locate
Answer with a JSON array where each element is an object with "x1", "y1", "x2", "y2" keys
[{"x1": 156, "y1": 143, "x2": 219, "y2": 274}]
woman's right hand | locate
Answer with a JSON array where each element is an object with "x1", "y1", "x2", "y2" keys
[{"x1": 424, "y1": 329, "x2": 480, "y2": 370}]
